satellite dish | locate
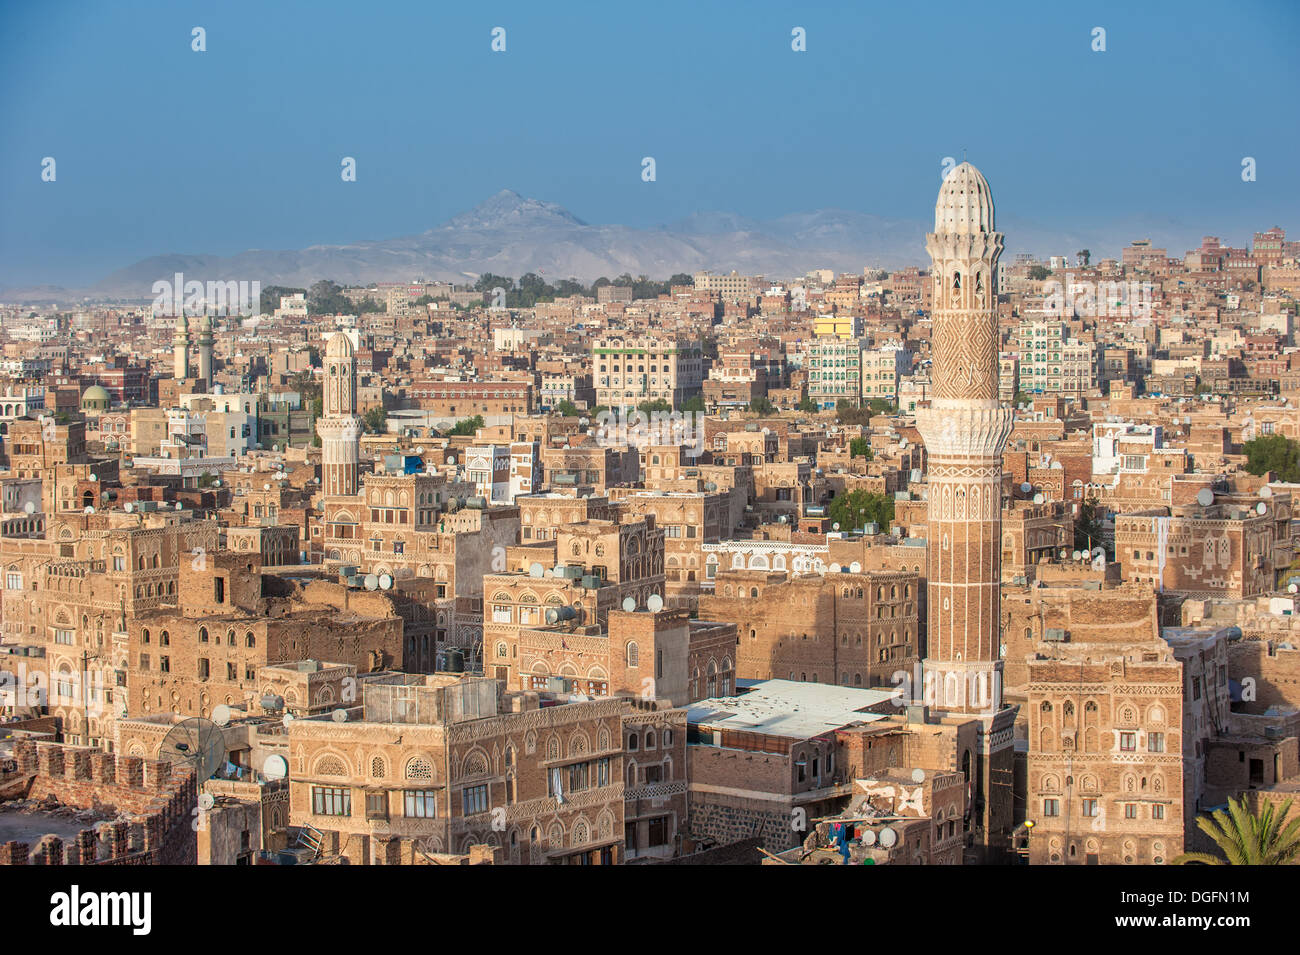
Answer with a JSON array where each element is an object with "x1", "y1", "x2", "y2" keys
[
  {"x1": 1196, "y1": 488, "x2": 1215, "y2": 507},
  {"x1": 212, "y1": 704, "x2": 232, "y2": 727},
  {"x1": 1033, "y1": 493, "x2": 1045, "y2": 504},
  {"x1": 197, "y1": 792, "x2": 216, "y2": 811},
  {"x1": 89, "y1": 474, "x2": 98, "y2": 482},
  {"x1": 1257, "y1": 502, "x2": 1268, "y2": 515},
  {"x1": 1290, "y1": 584, "x2": 1298, "y2": 594},
  {"x1": 332, "y1": 708, "x2": 348, "y2": 723},
  {"x1": 545, "y1": 607, "x2": 559, "y2": 624},
  {"x1": 23, "y1": 502, "x2": 35, "y2": 515},
  {"x1": 262, "y1": 755, "x2": 288, "y2": 781},
  {"x1": 622, "y1": 596, "x2": 636, "y2": 612},
  {"x1": 282, "y1": 712, "x2": 295, "y2": 727},
  {"x1": 912, "y1": 769, "x2": 925, "y2": 783},
  {"x1": 878, "y1": 826, "x2": 898, "y2": 848},
  {"x1": 264, "y1": 484, "x2": 271, "y2": 491},
  {"x1": 1261, "y1": 486, "x2": 1273, "y2": 499},
  {"x1": 1059, "y1": 549, "x2": 1069, "y2": 559},
  {"x1": 158, "y1": 717, "x2": 224, "y2": 782},
  {"x1": 1072, "y1": 550, "x2": 1081, "y2": 560},
  {"x1": 849, "y1": 562, "x2": 862, "y2": 573},
  {"x1": 900, "y1": 438, "x2": 908, "y2": 448},
  {"x1": 861, "y1": 829, "x2": 878, "y2": 846},
  {"x1": 378, "y1": 573, "x2": 393, "y2": 590},
  {"x1": 829, "y1": 563, "x2": 842, "y2": 573},
  {"x1": 83, "y1": 506, "x2": 95, "y2": 514},
  {"x1": 528, "y1": 562, "x2": 544, "y2": 578},
  {"x1": 364, "y1": 574, "x2": 379, "y2": 590},
  {"x1": 447, "y1": 455, "x2": 456, "y2": 465},
  {"x1": 124, "y1": 502, "x2": 134, "y2": 512},
  {"x1": 647, "y1": 594, "x2": 664, "y2": 613}
]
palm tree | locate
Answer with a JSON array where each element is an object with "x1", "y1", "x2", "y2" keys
[{"x1": 1173, "y1": 796, "x2": 1300, "y2": 865}]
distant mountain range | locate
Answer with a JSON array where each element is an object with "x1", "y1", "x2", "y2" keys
[{"x1": 1, "y1": 189, "x2": 1207, "y2": 304}]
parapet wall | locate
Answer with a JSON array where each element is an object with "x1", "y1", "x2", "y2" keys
[{"x1": 0, "y1": 738, "x2": 197, "y2": 865}]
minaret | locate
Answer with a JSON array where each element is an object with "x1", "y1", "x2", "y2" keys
[
  {"x1": 197, "y1": 315, "x2": 214, "y2": 386},
  {"x1": 317, "y1": 331, "x2": 361, "y2": 498},
  {"x1": 914, "y1": 163, "x2": 1012, "y2": 714},
  {"x1": 173, "y1": 313, "x2": 190, "y2": 380}
]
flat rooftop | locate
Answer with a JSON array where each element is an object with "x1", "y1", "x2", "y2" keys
[{"x1": 687, "y1": 679, "x2": 900, "y2": 739}]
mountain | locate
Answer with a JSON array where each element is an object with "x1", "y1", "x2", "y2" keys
[{"x1": 0, "y1": 189, "x2": 1209, "y2": 303}]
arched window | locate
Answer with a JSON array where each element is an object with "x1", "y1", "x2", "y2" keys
[
  {"x1": 246, "y1": 632, "x2": 255, "y2": 648},
  {"x1": 625, "y1": 642, "x2": 639, "y2": 668},
  {"x1": 405, "y1": 757, "x2": 433, "y2": 780}
]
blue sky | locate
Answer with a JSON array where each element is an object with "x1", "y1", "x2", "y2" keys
[{"x1": 1, "y1": 0, "x2": 1297, "y2": 287}]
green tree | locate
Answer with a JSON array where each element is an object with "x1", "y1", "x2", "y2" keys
[
  {"x1": 849, "y1": 437, "x2": 873, "y2": 460},
  {"x1": 1028, "y1": 265, "x2": 1052, "y2": 281},
  {"x1": 637, "y1": 398, "x2": 672, "y2": 415},
  {"x1": 1244, "y1": 434, "x2": 1300, "y2": 483},
  {"x1": 678, "y1": 394, "x2": 706, "y2": 414},
  {"x1": 1073, "y1": 497, "x2": 1107, "y2": 556},
  {"x1": 827, "y1": 489, "x2": 895, "y2": 532},
  {"x1": 866, "y1": 397, "x2": 896, "y2": 414},
  {"x1": 555, "y1": 399, "x2": 580, "y2": 417},
  {"x1": 449, "y1": 415, "x2": 485, "y2": 436},
  {"x1": 797, "y1": 396, "x2": 818, "y2": 413},
  {"x1": 198, "y1": 471, "x2": 217, "y2": 489},
  {"x1": 362, "y1": 405, "x2": 388, "y2": 434},
  {"x1": 1173, "y1": 796, "x2": 1300, "y2": 865},
  {"x1": 749, "y1": 395, "x2": 775, "y2": 415}
]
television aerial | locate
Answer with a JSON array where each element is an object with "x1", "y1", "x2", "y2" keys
[{"x1": 158, "y1": 717, "x2": 225, "y2": 782}]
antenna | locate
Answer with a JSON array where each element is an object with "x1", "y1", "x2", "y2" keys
[{"x1": 158, "y1": 717, "x2": 225, "y2": 782}]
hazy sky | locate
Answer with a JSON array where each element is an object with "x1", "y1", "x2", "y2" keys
[{"x1": 2, "y1": 0, "x2": 1297, "y2": 287}]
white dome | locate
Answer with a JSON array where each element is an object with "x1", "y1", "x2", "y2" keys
[
  {"x1": 326, "y1": 332, "x2": 355, "y2": 359},
  {"x1": 935, "y1": 162, "x2": 995, "y2": 235}
]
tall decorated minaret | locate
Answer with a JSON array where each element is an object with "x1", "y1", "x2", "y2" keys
[
  {"x1": 173, "y1": 313, "x2": 190, "y2": 380},
  {"x1": 197, "y1": 314, "x2": 215, "y2": 386},
  {"x1": 914, "y1": 163, "x2": 1013, "y2": 715},
  {"x1": 317, "y1": 330, "x2": 361, "y2": 498}
]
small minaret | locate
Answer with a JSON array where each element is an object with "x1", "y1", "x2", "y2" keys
[
  {"x1": 173, "y1": 313, "x2": 190, "y2": 380},
  {"x1": 317, "y1": 331, "x2": 361, "y2": 498},
  {"x1": 197, "y1": 315, "x2": 214, "y2": 386}
]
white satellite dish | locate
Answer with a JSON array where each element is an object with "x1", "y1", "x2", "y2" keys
[
  {"x1": 212, "y1": 704, "x2": 232, "y2": 727},
  {"x1": 447, "y1": 455, "x2": 456, "y2": 465},
  {"x1": 83, "y1": 505, "x2": 95, "y2": 514},
  {"x1": 124, "y1": 502, "x2": 134, "y2": 513},
  {"x1": 878, "y1": 826, "x2": 898, "y2": 848},
  {"x1": 1196, "y1": 488, "x2": 1214, "y2": 507},
  {"x1": 911, "y1": 769, "x2": 925, "y2": 783},
  {"x1": 332, "y1": 708, "x2": 348, "y2": 723},
  {"x1": 197, "y1": 792, "x2": 216, "y2": 811},
  {"x1": 262, "y1": 755, "x2": 288, "y2": 780},
  {"x1": 646, "y1": 594, "x2": 664, "y2": 613},
  {"x1": 528, "y1": 562, "x2": 544, "y2": 578},
  {"x1": 378, "y1": 574, "x2": 393, "y2": 590},
  {"x1": 23, "y1": 502, "x2": 35, "y2": 515},
  {"x1": 849, "y1": 562, "x2": 862, "y2": 573},
  {"x1": 281, "y1": 712, "x2": 294, "y2": 727},
  {"x1": 364, "y1": 574, "x2": 379, "y2": 591},
  {"x1": 1290, "y1": 584, "x2": 1298, "y2": 594},
  {"x1": 861, "y1": 829, "x2": 878, "y2": 846},
  {"x1": 1072, "y1": 550, "x2": 1081, "y2": 560},
  {"x1": 1020, "y1": 482, "x2": 1032, "y2": 494},
  {"x1": 1257, "y1": 502, "x2": 1268, "y2": 515},
  {"x1": 1260, "y1": 486, "x2": 1273, "y2": 499},
  {"x1": 622, "y1": 596, "x2": 637, "y2": 612},
  {"x1": 89, "y1": 473, "x2": 98, "y2": 482},
  {"x1": 829, "y1": 563, "x2": 842, "y2": 573},
  {"x1": 1033, "y1": 493, "x2": 1045, "y2": 504},
  {"x1": 545, "y1": 607, "x2": 559, "y2": 624},
  {"x1": 263, "y1": 484, "x2": 271, "y2": 491}
]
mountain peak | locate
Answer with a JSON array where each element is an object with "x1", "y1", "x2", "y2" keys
[{"x1": 446, "y1": 190, "x2": 587, "y2": 230}]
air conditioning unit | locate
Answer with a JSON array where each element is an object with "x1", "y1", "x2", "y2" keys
[{"x1": 1044, "y1": 628, "x2": 1067, "y2": 642}]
